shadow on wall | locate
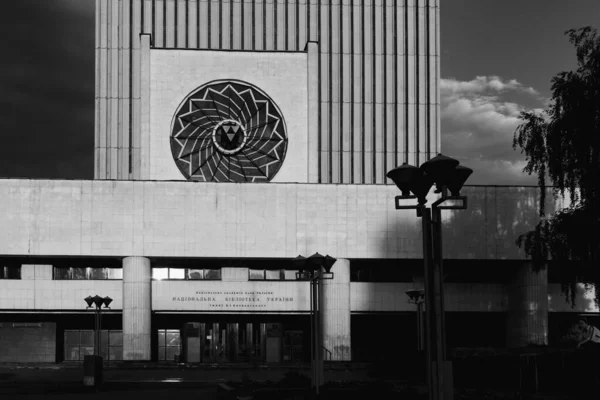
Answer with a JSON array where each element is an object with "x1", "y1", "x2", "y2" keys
[{"x1": 441, "y1": 186, "x2": 559, "y2": 260}]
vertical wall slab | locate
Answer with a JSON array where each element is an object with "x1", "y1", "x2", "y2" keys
[
  {"x1": 321, "y1": 258, "x2": 351, "y2": 361},
  {"x1": 506, "y1": 262, "x2": 549, "y2": 347},
  {"x1": 307, "y1": 41, "x2": 320, "y2": 183},
  {"x1": 123, "y1": 256, "x2": 151, "y2": 360}
]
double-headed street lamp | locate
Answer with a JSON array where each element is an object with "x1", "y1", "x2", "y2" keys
[
  {"x1": 293, "y1": 253, "x2": 336, "y2": 399},
  {"x1": 387, "y1": 154, "x2": 473, "y2": 400}
]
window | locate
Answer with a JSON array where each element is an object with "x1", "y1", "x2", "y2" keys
[
  {"x1": 249, "y1": 269, "x2": 293, "y2": 280},
  {"x1": 53, "y1": 267, "x2": 123, "y2": 280},
  {"x1": 0, "y1": 265, "x2": 21, "y2": 279},
  {"x1": 157, "y1": 329, "x2": 181, "y2": 361},
  {"x1": 64, "y1": 330, "x2": 123, "y2": 361},
  {"x1": 350, "y1": 260, "x2": 417, "y2": 282},
  {"x1": 152, "y1": 268, "x2": 221, "y2": 280}
]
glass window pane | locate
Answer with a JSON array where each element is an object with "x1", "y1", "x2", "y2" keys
[
  {"x1": 4, "y1": 266, "x2": 21, "y2": 279},
  {"x1": 249, "y1": 269, "x2": 264, "y2": 280},
  {"x1": 53, "y1": 268, "x2": 72, "y2": 280},
  {"x1": 72, "y1": 267, "x2": 88, "y2": 280},
  {"x1": 283, "y1": 270, "x2": 297, "y2": 280},
  {"x1": 265, "y1": 270, "x2": 282, "y2": 280},
  {"x1": 89, "y1": 268, "x2": 108, "y2": 280},
  {"x1": 153, "y1": 268, "x2": 169, "y2": 280},
  {"x1": 187, "y1": 269, "x2": 204, "y2": 280},
  {"x1": 158, "y1": 346, "x2": 166, "y2": 361},
  {"x1": 169, "y1": 268, "x2": 185, "y2": 280},
  {"x1": 80, "y1": 331, "x2": 94, "y2": 346},
  {"x1": 109, "y1": 331, "x2": 123, "y2": 347},
  {"x1": 65, "y1": 346, "x2": 80, "y2": 361},
  {"x1": 108, "y1": 268, "x2": 123, "y2": 279},
  {"x1": 65, "y1": 330, "x2": 80, "y2": 347},
  {"x1": 204, "y1": 269, "x2": 221, "y2": 280},
  {"x1": 166, "y1": 330, "x2": 180, "y2": 346},
  {"x1": 158, "y1": 330, "x2": 166, "y2": 346},
  {"x1": 166, "y1": 346, "x2": 179, "y2": 361},
  {"x1": 109, "y1": 346, "x2": 123, "y2": 361},
  {"x1": 80, "y1": 347, "x2": 94, "y2": 357}
]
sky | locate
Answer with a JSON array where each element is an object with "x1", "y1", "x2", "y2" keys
[{"x1": 0, "y1": 0, "x2": 599, "y2": 184}]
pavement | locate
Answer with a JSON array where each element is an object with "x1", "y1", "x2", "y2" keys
[
  {"x1": 0, "y1": 363, "x2": 376, "y2": 385},
  {"x1": 0, "y1": 363, "x2": 585, "y2": 400}
]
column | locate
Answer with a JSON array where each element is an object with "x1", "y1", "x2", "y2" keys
[
  {"x1": 123, "y1": 256, "x2": 152, "y2": 360},
  {"x1": 307, "y1": 41, "x2": 319, "y2": 183},
  {"x1": 506, "y1": 262, "x2": 549, "y2": 347},
  {"x1": 321, "y1": 258, "x2": 351, "y2": 361}
]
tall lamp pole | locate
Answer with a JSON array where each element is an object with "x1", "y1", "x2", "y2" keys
[
  {"x1": 387, "y1": 154, "x2": 473, "y2": 400},
  {"x1": 83, "y1": 295, "x2": 112, "y2": 388},
  {"x1": 293, "y1": 253, "x2": 336, "y2": 399}
]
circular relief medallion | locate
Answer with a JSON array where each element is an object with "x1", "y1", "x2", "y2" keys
[{"x1": 170, "y1": 80, "x2": 288, "y2": 182}]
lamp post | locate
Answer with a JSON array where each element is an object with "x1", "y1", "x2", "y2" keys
[
  {"x1": 387, "y1": 154, "x2": 473, "y2": 400},
  {"x1": 83, "y1": 295, "x2": 112, "y2": 388},
  {"x1": 293, "y1": 253, "x2": 336, "y2": 399},
  {"x1": 406, "y1": 289, "x2": 425, "y2": 352}
]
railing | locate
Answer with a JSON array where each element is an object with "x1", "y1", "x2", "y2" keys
[{"x1": 322, "y1": 346, "x2": 333, "y2": 361}]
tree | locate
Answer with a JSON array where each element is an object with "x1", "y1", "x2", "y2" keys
[{"x1": 513, "y1": 26, "x2": 600, "y2": 306}]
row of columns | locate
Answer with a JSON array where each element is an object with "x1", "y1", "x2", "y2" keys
[
  {"x1": 119, "y1": 257, "x2": 547, "y2": 361},
  {"x1": 119, "y1": 256, "x2": 352, "y2": 361}
]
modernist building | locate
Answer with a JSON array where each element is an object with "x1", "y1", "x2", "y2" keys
[{"x1": 0, "y1": 0, "x2": 595, "y2": 364}]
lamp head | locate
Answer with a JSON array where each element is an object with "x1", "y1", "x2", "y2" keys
[
  {"x1": 446, "y1": 165, "x2": 473, "y2": 196},
  {"x1": 308, "y1": 252, "x2": 325, "y2": 270},
  {"x1": 103, "y1": 296, "x2": 113, "y2": 308},
  {"x1": 84, "y1": 296, "x2": 94, "y2": 307},
  {"x1": 420, "y1": 154, "x2": 460, "y2": 193},
  {"x1": 405, "y1": 289, "x2": 425, "y2": 303},
  {"x1": 292, "y1": 255, "x2": 308, "y2": 271},
  {"x1": 322, "y1": 255, "x2": 337, "y2": 273},
  {"x1": 386, "y1": 163, "x2": 433, "y2": 205},
  {"x1": 92, "y1": 295, "x2": 104, "y2": 308}
]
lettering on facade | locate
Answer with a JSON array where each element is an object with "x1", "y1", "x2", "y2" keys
[{"x1": 170, "y1": 290, "x2": 294, "y2": 309}]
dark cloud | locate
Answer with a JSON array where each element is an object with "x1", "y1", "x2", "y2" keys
[{"x1": 0, "y1": 0, "x2": 95, "y2": 179}]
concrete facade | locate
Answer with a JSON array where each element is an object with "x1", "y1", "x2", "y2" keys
[
  {"x1": 0, "y1": 180, "x2": 562, "y2": 260},
  {"x1": 95, "y1": 0, "x2": 441, "y2": 183},
  {"x1": 144, "y1": 48, "x2": 310, "y2": 183}
]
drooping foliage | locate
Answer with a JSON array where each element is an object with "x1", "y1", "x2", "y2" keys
[{"x1": 513, "y1": 27, "x2": 600, "y2": 306}]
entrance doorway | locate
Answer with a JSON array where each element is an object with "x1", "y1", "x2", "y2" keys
[{"x1": 182, "y1": 322, "x2": 267, "y2": 363}]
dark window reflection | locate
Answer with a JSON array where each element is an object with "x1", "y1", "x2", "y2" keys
[
  {"x1": 1, "y1": 265, "x2": 22, "y2": 279},
  {"x1": 63, "y1": 330, "x2": 123, "y2": 361},
  {"x1": 53, "y1": 267, "x2": 123, "y2": 280}
]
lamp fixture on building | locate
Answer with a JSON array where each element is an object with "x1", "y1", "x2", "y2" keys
[
  {"x1": 293, "y1": 252, "x2": 336, "y2": 399},
  {"x1": 387, "y1": 154, "x2": 473, "y2": 400}
]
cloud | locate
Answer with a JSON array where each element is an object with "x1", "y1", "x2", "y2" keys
[
  {"x1": 441, "y1": 76, "x2": 547, "y2": 186},
  {"x1": 441, "y1": 76, "x2": 540, "y2": 97}
]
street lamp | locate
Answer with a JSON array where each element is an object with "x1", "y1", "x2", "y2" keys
[
  {"x1": 406, "y1": 289, "x2": 426, "y2": 352},
  {"x1": 293, "y1": 252, "x2": 336, "y2": 399},
  {"x1": 387, "y1": 154, "x2": 473, "y2": 400},
  {"x1": 83, "y1": 295, "x2": 112, "y2": 388}
]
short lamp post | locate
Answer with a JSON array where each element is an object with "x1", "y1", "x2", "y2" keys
[
  {"x1": 83, "y1": 295, "x2": 112, "y2": 388},
  {"x1": 387, "y1": 154, "x2": 473, "y2": 400},
  {"x1": 406, "y1": 289, "x2": 426, "y2": 352},
  {"x1": 293, "y1": 253, "x2": 336, "y2": 399}
]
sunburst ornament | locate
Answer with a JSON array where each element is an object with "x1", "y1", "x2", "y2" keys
[{"x1": 170, "y1": 80, "x2": 288, "y2": 182}]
